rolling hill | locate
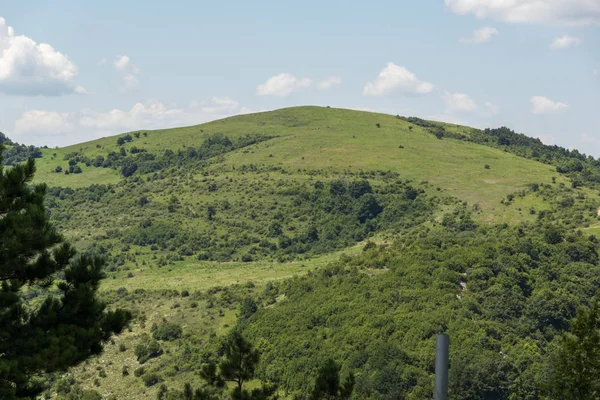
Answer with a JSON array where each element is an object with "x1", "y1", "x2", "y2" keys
[{"x1": 13, "y1": 106, "x2": 600, "y2": 399}]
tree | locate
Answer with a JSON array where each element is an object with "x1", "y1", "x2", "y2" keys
[
  {"x1": 219, "y1": 330, "x2": 260, "y2": 392},
  {"x1": 348, "y1": 180, "x2": 372, "y2": 199},
  {"x1": 0, "y1": 147, "x2": 131, "y2": 399},
  {"x1": 310, "y1": 359, "x2": 355, "y2": 400},
  {"x1": 207, "y1": 205, "x2": 216, "y2": 221},
  {"x1": 121, "y1": 158, "x2": 138, "y2": 177},
  {"x1": 544, "y1": 298, "x2": 600, "y2": 399}
]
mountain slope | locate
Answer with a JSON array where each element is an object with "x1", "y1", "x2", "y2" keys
[
  {"x1": 36, "y1": 106, "x2": 568, "y2": 221},
  {"x1": 23, "y1": 106, "x2": 600, "y2": 399}
]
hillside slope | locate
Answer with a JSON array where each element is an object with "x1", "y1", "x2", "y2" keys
[
  {"x1": 36, "y1": 106, "x2": 568, "y2": 218},
  {"x1": 20, "y1": 106, "x2": 600, "y2": 399}
]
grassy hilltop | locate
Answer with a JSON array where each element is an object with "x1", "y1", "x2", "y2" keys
[{"x1": 22, "y1": 106, "x2": 600, "y2": 399}]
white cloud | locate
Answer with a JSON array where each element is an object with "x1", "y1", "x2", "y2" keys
[
  {"x1": 113, "y1": 55, "x2": 141, "y2": 92},
  {"x1": 459, "y1": 27, "x2": 499, "y2": 44},
  {"x1": 12, "y1": 97, "x2": 252, "y2": 145},
  {"x1": 0, "y1": 16, "x2": 85, "y2": 96},
  {"x1": 114, "y1": 55, "x2": 130, "y2": 70},
  {"x1": 445, "y1": 0, "x2": 600, "y2": 26},
  {"x1": 530, "y1": 96, "x2": 569, "y2": 114},
  {"x1": 363, "y1": 62, "x2": 434, "y2": 96},
  {"x1": 122, "y1": 74, "x2": 140, "y2": 92},
  {"x1": 256, "y1": 73, "x2": 311, "y2": 96},
  {"x1": 318, "y1": 76, "x2": 341, "y2": 90},
  {"x1": 551, "y1": 35, "x2": 582, "y2": 50},
  {"x1": 442, "y1": 92, "x2": 478, "y2": 113},
  {"x1": 14, "y1": 110, "x2": 73, "y2": 135}
]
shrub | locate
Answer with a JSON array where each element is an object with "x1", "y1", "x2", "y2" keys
[
  {"x1": 142, "y1": 373, "x2": 161, "y2": 387},
  {"x1": 134, "y1": 367, "x2": 145, "y2": 377},
  {"x1": 152, "y1": 323, "x2": 182, "y2": 341},
  {"x1": 135, "y1": 339, "x2": 162, "y2": 363}
]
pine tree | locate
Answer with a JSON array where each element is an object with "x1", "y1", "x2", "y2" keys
[
  {"x1": 0, "y1": 148, "x2": 131, "y2": 399},
  {"x1": 219, "y1": 330, "x2": 260, "y2": 392}
]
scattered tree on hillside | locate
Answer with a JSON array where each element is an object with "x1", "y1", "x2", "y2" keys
[
  {"x1": 220, "y1": 330, "x2": 260, "y2": 392},
  {"x1": 0, "y1": 146, "x2": 131, "y2": 399}
]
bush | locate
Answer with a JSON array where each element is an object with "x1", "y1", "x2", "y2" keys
[
  {"x1": 135, "y1": 339, "x2": 162, "y2": 363},
  {"x1": 119, "y1": 343, "x2": 127, "y2": 352},
  {"x1": 152, "y1": 323, "x2": 182, "y2": 341},
  {"x1": 134, "y1": 367, "x2": 145, "y2": 377},
  {"x1": 142, "y1": 373, "x2": 161, "y2": 387}
]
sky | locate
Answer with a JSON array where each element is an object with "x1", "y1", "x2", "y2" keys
[{"x1": 0, "y1": 0, "x2": 599, "y2": 155}]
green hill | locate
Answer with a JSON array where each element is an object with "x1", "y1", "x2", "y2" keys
[{"x1": 17, "y1": 106, "x2": 600, "y2": 399}]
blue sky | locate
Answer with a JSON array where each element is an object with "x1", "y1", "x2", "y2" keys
[{"x1": 0, "y1": 0, "x2": 598, "y2": 154}]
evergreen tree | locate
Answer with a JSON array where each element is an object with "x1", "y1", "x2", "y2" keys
[
  {"x1": 219, "y1": 330, "x2": 260, "y2": 392},
  {"x1": 311, "y1": 359, "x2": 355, "y2": 400},
  {"x1": 0, "y1": 148, "x2": 131, "y2": 399}
]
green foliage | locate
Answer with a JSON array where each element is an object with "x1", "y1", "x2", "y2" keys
[
  {"x1": 0, "y1": 147, "x2": 131, "y2": 399},
  {"x1": 544, "y1": 298, "x2": 600, "y2": 399},
  {"x1": 310, "y1": 359, "x2": 355, "y2": 400},
  {"x1": 152, "y1": 322, "x2": 183, "y2": 341},
  {"x1": 143, "y1": 373, "x2": 162, "y2": 387},
  {"x1": 1, "y1": 143, "x2": 42, "y2": 165},
  {"x1": 135, "y1": 337, "x2": 162, "y2": 363},
  {"x1": 219, "y1": 330, "x2": 260, "y2": 391},
  {"x1": 243, "y1": 223, "x2": 600, "y2": 398}
]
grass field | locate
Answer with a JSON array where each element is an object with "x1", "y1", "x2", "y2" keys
[{"x1": 35, "y1": 106, "x2": 565, "y2": 222}]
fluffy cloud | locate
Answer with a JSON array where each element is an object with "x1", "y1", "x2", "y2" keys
[
  {"x1": 0, "y1": 16, "x2": 85, "y2": 95},
  {"x1": 445, "y1": 0, "x2": 600, "y2": 26},
  {"x1": 363, "y1": 63, "x2": 434, "y2": 96},
  {"x1": 256, "y1": 73, "x2": 311, "y2": 96},
  {"x1": 530, "y1": 96, "x2": 569, "y2": 114},
  {"x1": 459, "y1": 27, "x2": 499, "y2": 44},
  {"x1": 14, "y1": 110, "x2": 73, "y2": 135},
  {"x1": 317, "y1": 76, "x2": 342, "y2": 90},
  {"x1": 114, "y1": 55, "x2": 130, "y2": 70},
  {"x1": 551, "y1": 35, "x2": 582, "y2": 50},
  {"x1": 12, "y1": 97, "x2": 252, "y2": 145},
  {"x1": 442, "y1": 92, "x2": 477, "y2": 113},
  {"x1": 113, "y1": 55, "x2": 141, "y2": 92}
]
